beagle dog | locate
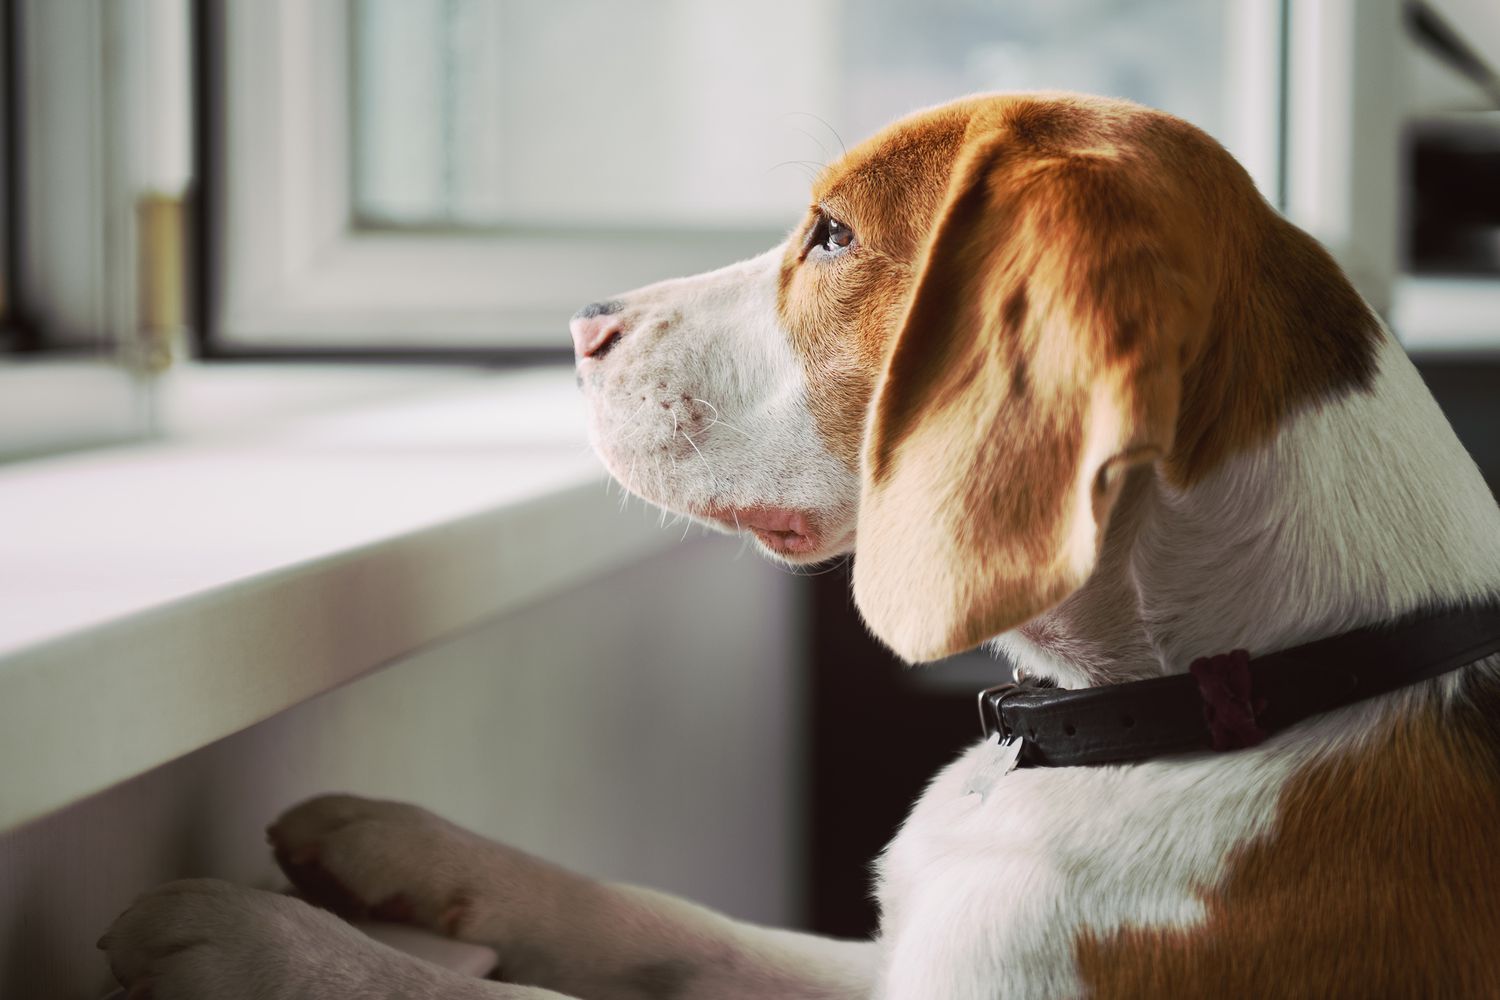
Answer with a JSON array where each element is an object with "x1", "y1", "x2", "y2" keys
[{"x1": 104, "y1": 93, "x2": 1500, "y2": 999}]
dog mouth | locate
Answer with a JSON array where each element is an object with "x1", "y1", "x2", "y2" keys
[
  {"x1": 583, "y1": 403, "x2": 850, "y2": 562},
  {"x1": 703, "y1": 505, "x2": 823, "y2": 558}
]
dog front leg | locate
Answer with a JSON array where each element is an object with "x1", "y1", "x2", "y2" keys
[
  {"x1": 506, "y1": 879, "x2": 880, "y2": 1000},
  {"x1": 270, "y1": 794, "x2": 879, "y2": 1000},
  {"x1": 101, "y1": 879, "x2": 589, "y2": 1000}
]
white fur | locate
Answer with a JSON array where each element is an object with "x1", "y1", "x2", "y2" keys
[
  {"x1": 1131, "y1": 331, "x2": 1500, "y2": 672},
  {"x1": 581, "y1": 246, "x2": 859, "y2": 558},
  {"x1": 877, "y1": 734, "x2": 1298, "y2": 999}
]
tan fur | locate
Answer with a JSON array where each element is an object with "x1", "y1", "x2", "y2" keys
[
  {"x1": 771, "y1": 93, "x2": 1379, "y2": 662},
  {"x1": 1075, "y1": 683, "x2": 1500, "y2": 997},
  {"x1": 775, "y1": 101, "x2": 978, "y2": 470}
]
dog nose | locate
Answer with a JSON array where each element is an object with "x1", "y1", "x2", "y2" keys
[{"x1": 570, "y1": 301, "x2": 625, "y2": 360}]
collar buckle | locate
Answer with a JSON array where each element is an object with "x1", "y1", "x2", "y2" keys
[{"x1": 977, "y1": 682, "x2": 1020, "y2": 741}]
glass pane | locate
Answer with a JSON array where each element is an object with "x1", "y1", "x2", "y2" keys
[
  {"x1": 353, "y1": 0, "x2": 1236, "y2": 232},
  {"x1": 842, "y1": 1, "x2": 1227, "y2": 146}
]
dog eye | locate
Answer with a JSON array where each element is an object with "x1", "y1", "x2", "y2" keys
[
  {"x1": 805, "y1": 212, "x2": 854, "y2": 259},
  {"x1": 823, "y1": 217, "x2": 853, "y2": 251}
]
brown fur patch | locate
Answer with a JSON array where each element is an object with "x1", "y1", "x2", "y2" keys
[
  {"x1": 1169, "y1": 210, "x2": 1380, "y2": 484},
  {"x1": 776, "y1": 92, "x2": 1379, "y2": 483},
  {"x1": 788, "y1": 92, "x2": 1383, "y2": 660},
  {"x1": 853, "y1": 99, "x2": 1216, "y2": 658},
  {"x1": 1076, "y1": 679, "x2": 1500, "y2": 997},
  {"x1": 774, "y1": 101, "x2": 978, "y2": 470}
]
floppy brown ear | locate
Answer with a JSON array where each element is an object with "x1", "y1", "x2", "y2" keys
[{"x1": 853, "y1": 120, "x2": 1215, "y2": 663}]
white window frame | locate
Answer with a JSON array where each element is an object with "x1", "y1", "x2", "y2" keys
[
  {"x1": 1283, "y1": 0, "x2": 1404, "y2": 317},
  {"x1": 1281, "y1": 0, "x2": 1500, "y2": 352},
  {"x1": 178, "y1": 0, "x2": 1487, "y2": 355},
  {"x1": 0, "y1": 0, "x2": 171, "y2": 460},
  {"x1": 215, "y1": 0, "x2": 1304, "y2": 353},
  {"x1": 1222, "y1": 0, "x2": 1289, "y2": 206},
  {"x1": 212, "y1": 0, "x2": 785, "y2": 353}
]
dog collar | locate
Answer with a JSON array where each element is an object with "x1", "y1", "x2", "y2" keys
[{"x1": 978, "y1": 603, "x2": 1500, "y2": 768}]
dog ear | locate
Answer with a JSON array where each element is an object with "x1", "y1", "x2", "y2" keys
[{"x1": 852, "y1": 122, "x2": 1214, "y2": 663}]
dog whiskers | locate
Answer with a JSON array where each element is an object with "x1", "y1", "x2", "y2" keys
[
  {"x1": 681, "y1": 428, "x2": 739, "y2": 533},
  {"x1": 783, "y1": 553, "x2": 852, "y2": 578},
  {"x1": 666, "y1": 411, "x2": 679, "y2": 476},
  {"x1": 600, "y1": 397, "x2": 650, "y2": 442},
  {"x1": 622, "y1": 445, "x2": 642, "y2": 512},
  {"x1": 784, "y1": 110, "x2": 847, "y2": 158},
  {"x1": 785, "y1": 123, "x2": 832, "y2": 166},
  {"x1": 766, "y1": 159, "x2": 821, "y2": 185},
  {"x1": 680, "y1": 428, "x2": 718, "y2": 488},
  {"x1": 690, "y1": 398, "x2": 756, "y2": 441}
]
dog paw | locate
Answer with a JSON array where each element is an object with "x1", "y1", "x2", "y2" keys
[
  {"x1": 99, "y1": 878, "x2": 442, "y2": 999},
  {"x1": 268, "y1": 794, "x2": 505, "y2": 940}
]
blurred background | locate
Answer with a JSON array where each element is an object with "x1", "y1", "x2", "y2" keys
[{"x1": 0, "y1": 1, "x2": 1497, "y2": 996}]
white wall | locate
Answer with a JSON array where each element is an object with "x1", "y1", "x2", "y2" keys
[{"x1": 0, "y1": 537, "x2": 804, "y2": 999}]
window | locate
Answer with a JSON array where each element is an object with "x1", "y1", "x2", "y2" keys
[
  {"x1": 211, "y1": 0, "x2": 1286, "y2": 355},
  {"x1": 0, "y1": 0, "x2": 192, "y2": 461},
  {"x1": 349, "y1": 1, "x2": 1257, "y2": 231},
  {"x1": 1390, "y1": 0, "x2": 1500, "y2": 350},
  {"x1": 351, "y1": 0, "x2": 834, "y2": 231},
  {"x1": 4, "y1": 0, "x2": 1490, "y2": 404}
]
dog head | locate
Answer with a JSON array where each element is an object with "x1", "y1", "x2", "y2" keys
[{"x1": 573, "y1": 93, "x2": 1376, "y2": 664}]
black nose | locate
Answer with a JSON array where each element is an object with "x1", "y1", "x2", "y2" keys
[{"x1": 573, "y1": 300, "x2": 623, "y2": 320}]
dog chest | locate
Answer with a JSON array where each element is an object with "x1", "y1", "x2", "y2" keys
[{"x1": 872, "y1": 737, "x2": 1298, "y2": 999}]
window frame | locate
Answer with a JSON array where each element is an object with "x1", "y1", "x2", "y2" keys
[
  {"x1": 206, "y1": 0, "x2": 1304, "y2": 358},
  {"x1": 0, "y1": 0, "x2": 18, "y2": 351},
  {"x1": 0, "y1": 0, "x2": 168, "y2": 461},
  {"x1": 202, "y1": 0, "x2": 786, "y2": 359},
  {"x1": 1283, "y1": 0, "x2": 1404, "y2": 318},
  {"x1": 156, "y1": 1, "x2": 1492, "y2": 359}
]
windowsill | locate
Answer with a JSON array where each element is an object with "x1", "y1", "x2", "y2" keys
[{"x1": 0, "y1": 365, "x2": 681, "y2": 832}]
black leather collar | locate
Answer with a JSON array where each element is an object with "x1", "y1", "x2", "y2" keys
[{"x1": 979, "y1": 603, "x2": 1500, "y2": 768}]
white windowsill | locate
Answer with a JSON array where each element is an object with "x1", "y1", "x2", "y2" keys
[{"x1": 0, "y1": 365, "x2": 681, "y2": 832}]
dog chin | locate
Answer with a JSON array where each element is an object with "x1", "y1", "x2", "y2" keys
[
  {"x1": 733, "y1": 513, "x2": 855, "y2": 566},
  {"x1": 660, "y1": 502, "x2": 847, "y2": 566},
  {"x1": 754, "y1": 534, "x2": 853, "y2": 566},
  {"x1": 591, "y1": 446, "x2": 849, "y2": 564}
]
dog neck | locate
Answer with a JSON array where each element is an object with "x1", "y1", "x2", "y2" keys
[{"x1": 998, "y1": 332, "x2": 1500, "y2": 690}]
